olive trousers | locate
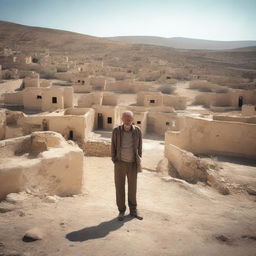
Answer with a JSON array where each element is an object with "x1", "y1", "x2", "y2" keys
[{"x1": 114, "y1": 160, "x2": 137, "y2": 213}]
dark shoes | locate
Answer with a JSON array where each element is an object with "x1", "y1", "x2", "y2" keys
[
  {"x1": 129, "y1": 210, "x2": 143, "y2": 220},
  {"x1": 117, "y1": 211, "x2": 125, "y2": 221},
  {"x1": 117, "y1": 210, "x2": 143, "y2": 221}
]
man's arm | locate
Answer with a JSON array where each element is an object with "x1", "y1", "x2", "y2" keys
[
  {"x1": 111, "y1": 128, "x2": 117, "y2": 163},
  {"x1": 138, "y1": 128, "x2": 142, "y2": 157}
]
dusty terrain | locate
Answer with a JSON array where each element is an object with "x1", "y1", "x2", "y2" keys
[
  {"x1": 0, "y1": 20, "x2": 256, "y2": 256},
  {"x1": 0, "y1": 138, "x2": 256, "y2": 256}
]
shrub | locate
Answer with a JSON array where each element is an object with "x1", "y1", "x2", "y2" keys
[
  {"x1": 198, "y1": 87, "x2": 212, "y2": 92},
  {"x1": 159, "y1": 85, "x2": 176, "y2": 94}
]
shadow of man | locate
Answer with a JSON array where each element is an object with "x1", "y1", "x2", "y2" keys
[{"x1": 66, "y1": 216, "x2": 132, "y2": 242}]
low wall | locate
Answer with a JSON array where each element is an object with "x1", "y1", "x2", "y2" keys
[
  {"x1": 84, "y1": 139, "x2": 111, "y2": 157},
  {"x1": 165, "y1": 116, "x2": 256, "y2": 159},
  {"x1": 213, "y1": 115, "x2": 256, "y2": 124},
  {"x1": 0, "y1": 131, "x2": 85, "y2": 200}
]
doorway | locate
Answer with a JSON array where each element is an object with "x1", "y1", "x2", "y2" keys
[
  {"x1": 98, "y1": 113, "x2": 103, "y2": 129},
  {"x1": 69, "y1": 130, "x2": 74, "y2": 140},
  {"x1": 238, "y1": 96, "x2": 243, "y2": 108},
  {"x1": 42, "y1": 119, "x2": 48, "y2": 131}
]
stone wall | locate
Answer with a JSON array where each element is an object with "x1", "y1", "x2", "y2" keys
[{"x1": 84, "y1": 139, "x2": 111, "y2": 157}]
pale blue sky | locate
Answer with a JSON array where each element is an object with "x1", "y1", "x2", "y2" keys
[{"x1": 0, "y1": 0, "x2": 255, "y2": 40}]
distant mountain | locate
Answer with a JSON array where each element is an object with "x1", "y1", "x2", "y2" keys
[
  {"x1": 1, "y1": 21, "x2": 255, "y2": 52},
  {"x1": 106, "y1": 36, "x2": 256, "y2": 50}
]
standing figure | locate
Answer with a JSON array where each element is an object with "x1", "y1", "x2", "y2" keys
[{"x1": 111, "y1": 111, "x2": 143, "y2": 221}]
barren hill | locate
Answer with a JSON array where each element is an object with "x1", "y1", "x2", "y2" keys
[
  {"x1": 0, "y1": 21, "x2": 255, "y2": 84},
  {"x1": 106, "y1": 36, "x2": 256, "y2": 50},
  {"x1": 0, "y1": 20, "x2": 125, "y2": 53}
]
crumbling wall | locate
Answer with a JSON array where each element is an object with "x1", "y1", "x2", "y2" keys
[
  {"x1": 164, "y1": 143, "x2": 230, "y2": 194},
  {"x1": 165, "y1": 143, "x2": 208, "y2": 183},
  {"x1": 0, "y1": 131, "x2": 85, "y2": 200}
]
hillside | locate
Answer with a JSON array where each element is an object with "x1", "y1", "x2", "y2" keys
[
  {"x1": 106, "y1": 36, "x2": 256, "y2": 50},
  {"x1": 0, "y1": 20, "x2": 255, "y2": 85},
  {"x1": 0, "y1": 21, "x2": 125, "y2": 53}
]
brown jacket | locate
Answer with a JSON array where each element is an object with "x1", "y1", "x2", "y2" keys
[{"x1": 111, "y1": 124, "x2": 142, "y2": 172}]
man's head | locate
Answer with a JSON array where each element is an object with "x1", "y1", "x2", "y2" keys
[{"x1": 121, "y1": 110, "x2": 134, "y2": 127}]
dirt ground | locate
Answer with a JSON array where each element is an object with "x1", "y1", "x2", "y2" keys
[
  {"x1": 0, "y1": 137, "x2": 256, "y2": 256},
  {"x1": 0, "y1": 81, "x2": 255, "y2": 256}
]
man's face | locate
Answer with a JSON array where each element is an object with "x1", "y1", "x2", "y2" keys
[{"x1": 122, "y1": 113, "x2": 133, "y2": 126}]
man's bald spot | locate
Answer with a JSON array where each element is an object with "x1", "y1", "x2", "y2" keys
[{"x1": 122, "y1": 111, "x2": 134, "y2": 118}]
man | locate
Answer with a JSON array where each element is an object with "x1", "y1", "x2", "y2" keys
[{"x1": 111, "y1": 110, "x2": 143, "y2": 221}]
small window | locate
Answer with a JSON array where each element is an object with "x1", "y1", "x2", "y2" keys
[
  {"x1": 37, "y1": 95, "x2": 42, "y2": 99},
  {"x1": 150, "y1": 99, "x2": 155, "y2": 103},
  {"x1": 107, "y1": 117, "x2": 112, "y2": 124},
  {"x1": 52, "y1": 97, "x2": 57, "y2": 103},
  {"x1": 166, "y1": 122, "x2": 170, "y2": 126},
  {"x1": 137, "y1": 121, "x2": 141, "y2": 124},
  {"x1": 78, "y1": 80, "x2": 80, "y2": 83}
]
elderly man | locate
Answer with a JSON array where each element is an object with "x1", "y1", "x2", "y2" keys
[{"x1": 111, "y1": 110, "x2": 143, "y2": 221}]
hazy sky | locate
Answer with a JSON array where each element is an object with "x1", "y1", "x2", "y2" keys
[{"x1": 0, "y1": 0, "x2": 255, "y2": 40}]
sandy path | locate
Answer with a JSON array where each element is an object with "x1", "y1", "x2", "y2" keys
[
  {"x1": 0, "y1": 155, "x2": 256, "y2": 256},
  {"x1": 175, "y1": 81, "x2": 201, "y2": 105}
]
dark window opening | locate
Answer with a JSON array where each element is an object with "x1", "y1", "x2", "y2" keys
[
  {"x1": 137, "y1": 121, "x2": 141, "y2": 124},
  {"x1": 166, "y1": 122, "x2": 170, "y2": 126},
  {"x1": 32, "y1": 58, "x2": 38, "y2": 63},
  {"x1": 166, "y1": 76, "x2": 171, "y2": 79},
  {"x1": 82, "y1": 80, "x2": 85, "y2": 85},
  {"x1": 107, "y1": 117, "x2": 112, "y2": 124},
  {"x1": 52, "y1": 97, "x2": 57, "y2": 103},
  {"x1": 78, "y1": 80, "x2": 80, "y2": 83},
  {"x1": 37, "y1": 95, "x2": 42, "y2": 99},
  {"x1": 68, "y1": 130, "x2": 74, "y2": 140},
  {"x1": 150, "y1": 99, "x2": 155, "y2": 103}
]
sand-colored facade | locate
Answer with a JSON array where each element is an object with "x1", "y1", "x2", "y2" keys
[
  {"x1": 195, "y1": 89, "x2": 256, "y2": 109},
  {"x1": 22, "y1": 86, "x2": 74, "y2": 111},
  {"x1": 137, "y1": 91, "x2": 187, "y2": 110},
  {"x1": 93, "y1": 105, "x2": 121, "y2": 130},
  {"x1": 17, "y1": 108, "x2": 95, "y2": 146}
]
